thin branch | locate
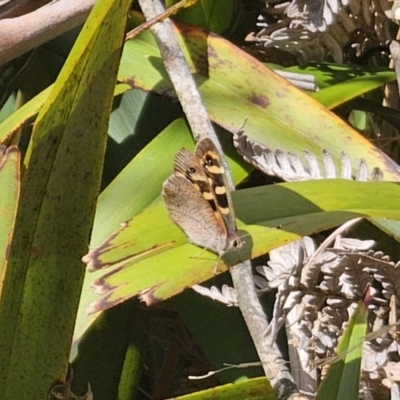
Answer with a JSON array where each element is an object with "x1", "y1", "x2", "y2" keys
[
  {"x1": 230, "y1": 261, "x2": 300, "y2": 399},
  {"x1": 390, "y1": 40, "x2": 400, "y2": 100},
  {"x1": 126, "y1": 0, "x2": 197, "y2": 41},
  {"x1": 136, "y1": 1, "x2": 300, "y2": 398},
  {"x1": 301, "y1": 217, "x2": 363, "y2": 280},
  {"x1": 0, "y1": 0, "x2": 51, "y2": 19},
  {"x1": 0, "y1": 0, "x2": 95, "y2": 68},
  {"x1": 136, "y1": 0, "x2": 224, "y2": 162},
  {"x1": 137, "y1": 0, "x2": 238, "y2": 199}
]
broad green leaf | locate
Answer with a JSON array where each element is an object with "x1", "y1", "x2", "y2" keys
[
  {"x1": 104, "y1": 88, "x2": 182, "y2": 187},
  {"x1": 171, "y1": 377, "x2": 275, "y2": 400},
  {"x1": 91, "y1": 118, "x2": 248, "y2": 247},
  {"x1": 72, "y1": 302, "x2": 143, "y2": 400},
  {"x1": 349, "y1": 98, "x2": 400, "y2": 131},
  {"x1": 173, "y1": 290, "x2": 263, "y2": 384},
  {"x1": 311, "y1": 70, "x2": 396, "y2": 109},
  {"x1": 73, "y1": 118, "x2": 248, "y2": 343},
  {"x1": 0, "y1": 87, "x2": 50, "y2": 142},
  {"x1": 109, "y1": 89, "x2": 150, "y2": 143},
  {"x1": 91, "y1": 118, "x2": 194, "y2": 247},
  {"x1": 0, "y1": 92, "x2": 17, "y2": 123},
  {"x1": 0, "y1": 83, "x2": 131, "y2": 145},
  {"x1": 0, "y1": 146, "x2": 20, "y2": 289},
  {"x1": 119, "y1": 16, "x2": 400, "y2": 180},
  {"x1": 283, "y1": 63, "x2": 396, "y2": 109},
  {"x1": 166, "y1": 0, "x2": 243, "y2": 34},
  {"x1": 116, "y1": 17, "x2": 400, "y2": 293},
  {"x1": 316, "y1": 299, "x2": 368, "y2": 400},
  {"x1": 0, "y1": 0, "x2": 132, "y2": 398},
  {"x1": 84, "y1": 179, "x2": 400, "y2": 314}
]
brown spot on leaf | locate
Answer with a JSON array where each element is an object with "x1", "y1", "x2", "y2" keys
[
  {"x1": 248, "y1": 94, "x2": 270, "y2": 108},
  {"x1": 84, "y1": 234, "x2": 172, "y2": 272},
  {"x1": 125, "y1": 77, "x2": 136, "y2": 89},
  {"x1": 139, "y1": 285, "x2": 163, "y2": 306}
]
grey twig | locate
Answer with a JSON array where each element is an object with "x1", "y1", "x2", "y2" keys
[
  {"x1": 137, "y1": 1, "x2": 216, "y2": 144},
  {"x1": 390, "y1": 40, "x2": 400, "y2": 99},
  {"x1": 0, "y1": 0, "x2": 95, "y2": 67},
  {"x1": 136, "y1": 1, "x2": 300, "y2": 398}
]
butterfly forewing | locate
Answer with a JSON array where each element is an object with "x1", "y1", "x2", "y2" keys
[
  {"x1": 195, "y1": 139, "x2": 239, "y2": 238},
  {"x1": 173, "y1": 149, "x2": 226, "y2": 230}
]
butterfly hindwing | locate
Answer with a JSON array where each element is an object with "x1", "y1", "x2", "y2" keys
[
  {"x1": 173, "y1": 148, "x2": 226, "y2": 230},
  {"x1": 195, "y1": 138, "x2": 239, "y2": 237},
  {"x1": 162, "y1": 174, "x2": 228, "y2": 254}
]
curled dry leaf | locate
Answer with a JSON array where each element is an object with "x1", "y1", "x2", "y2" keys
[
  {"x1": 48, "y1": 368, "x2": 92, "y2": 400},
  {"x1": 233, "y1": 128, "x2": 383, "y2": 182}
]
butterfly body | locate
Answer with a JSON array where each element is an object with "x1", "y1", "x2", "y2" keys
[{"x1": 162, "y1": 138, "x2": 242, "y2": 256}]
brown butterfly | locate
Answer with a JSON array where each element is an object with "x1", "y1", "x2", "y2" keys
[{"x1": 162, "y1": 138, "x2": 243, "y2": 256}]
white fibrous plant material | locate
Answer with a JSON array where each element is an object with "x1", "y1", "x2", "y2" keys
[
  {"x1": 250, "y1": 0, "x2": 393, "y2": 63},
  {"x1": 193, "y1": 236, "x2": 400, "y2": 395},
  {"x1": 233, "y1": 128, "x2": 383, "y2": 182},
  {"x1": 255, "y1": 237, "x2": 400, "y2": 395},
  {"x1": 192, "y1": 284, "x2": 238, "y2": 307}
]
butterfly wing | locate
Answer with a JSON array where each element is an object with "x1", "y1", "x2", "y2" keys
[
  {"x1": 173, "y1": 149, "x2": 227, "y2": 230},
  {"x1": 162, "y1": 174, "x2": 228, "y2": 255},
  {"x1": 195, "y1": 138, "x2": 242, "y2": 249}
]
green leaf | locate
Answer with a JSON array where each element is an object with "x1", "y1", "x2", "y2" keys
[
  {"x1": 0, "y1": 83, "x2": 131, "y2": 146},
  {"x1": 0, "y1": 146, "x2": 20, "y2": 287},
  {"x1": 283, "y1": 63, "x2": 396, "y2": 109},
  {"x1": 119, "y1": 17, "x2": 400, "y2": 180},
  {"x1": 90, "y1": 118, "x2": 248, "y2": 247},
  {"x1": 166, "y1": 0, "x2": 243, "y2": 34},
  {"x1": 73, "y1": 118, "x2": 248, "y2": 343},
  {"x1": 316, "y1": 299, "x2": 368, "y2": 400},
  {"x1": 0, "y1": 86, "x2": 51, "y2": 142},
  {"x1": 349, "y1": 98, "x2": 400, "y2": 131},
  {"x1": 170, "y1": 377, "x2": 275, "y2": 400},
  {"x1": 0, "y1": 0, "x2": 132, "y2": 397},
  {"x1": 311, "y1": 69, "x2": 396, "y2": 109},
  {"x1": 0, "y1": 92, "x2": 17, "y2": 123},
  {"x1": 83, "y1": 179, "x2": 400, "y2": 314}
]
